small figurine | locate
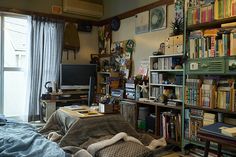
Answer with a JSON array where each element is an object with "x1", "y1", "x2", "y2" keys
[{"x1": 153, "y1": 42, "x2": 165, "y2": 55}]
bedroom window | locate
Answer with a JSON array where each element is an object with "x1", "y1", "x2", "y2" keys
[{"x1": 0, "y1": 14, "x2": 30, "y2": 120}]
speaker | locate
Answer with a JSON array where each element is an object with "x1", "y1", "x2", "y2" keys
[{"x1": 88, "y1": 76, "x2": 95, "y2": 106}]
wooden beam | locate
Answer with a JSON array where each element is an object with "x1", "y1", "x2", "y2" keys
[
  {"x1": 0, "y1": 0, "x2": 174, "y2": 26},
  {"x1": 98, "y1": 0, "x2": 175, "y2": 26}
]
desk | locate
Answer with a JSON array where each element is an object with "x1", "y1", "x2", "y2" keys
[
  {"x1": 59, "y1": 106, "x2": 103, "y2": 118},
  {"x1": 197, "y1": 123, "x2": 236, "y2": 157},
  {"x1": 41, "y1": 90, "x2": 88, "y2": 121}
]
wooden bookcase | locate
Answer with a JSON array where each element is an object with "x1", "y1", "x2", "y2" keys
[{"x1": 183, "y1": 0, "x2": 236, "y2": 156}]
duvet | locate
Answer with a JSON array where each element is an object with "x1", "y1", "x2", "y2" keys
[{"x1": 0, "y1": 120, "x2": 66, "y2": 157}]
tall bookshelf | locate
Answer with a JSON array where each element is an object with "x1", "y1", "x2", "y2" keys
[
  {"x1": 184, "y1": 0, "x2": 236, "y2": 155},
  {"x1": 148, "y1": 35, "x2": 185, "y2": 148}
]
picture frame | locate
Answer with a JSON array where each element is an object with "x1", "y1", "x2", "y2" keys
[
  {"x1": 150, "y1": 5, "x2": 167, "y2": 31},
  {"x1": 135, "y1": 11, "x2": 149, "y2": 34}
]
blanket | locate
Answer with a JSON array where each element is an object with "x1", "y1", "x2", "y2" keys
[
  {"x1": 0, "y1": 120, "x2": 66, "y2": 157},
  {"x1": 39, "y1": 110, "x2": 166, "y2": 157}
]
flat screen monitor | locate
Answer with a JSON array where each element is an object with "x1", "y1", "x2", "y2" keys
[{"x1": 60, "y1": 64, "x2": 97, "y2": 90}]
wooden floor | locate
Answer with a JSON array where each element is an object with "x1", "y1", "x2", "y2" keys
[{"x1": 162, "y1": 152, "x2": 184, "y2": 157}]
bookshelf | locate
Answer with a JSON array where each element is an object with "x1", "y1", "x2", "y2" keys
[
  {"x1": 96, "y1": 71, "x2": 119, "y2": 95},
  {"x1": 184, "y1": 0, "x2": 236, "y2": 155},
  {"x1": 146, "y1": 35, "x2": 184, "y2": 148},
  {"x1": 149, "y1": 54, "x2": 184, "y2": 105}
]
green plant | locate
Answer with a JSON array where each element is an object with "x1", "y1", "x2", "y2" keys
[{"x1": 171, "y1": 17, "x2": 183, "y2": 36}]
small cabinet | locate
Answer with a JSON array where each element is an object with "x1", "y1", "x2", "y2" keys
[{"x1": 120, "y1": 100, "x2": 137, "y2": 128}]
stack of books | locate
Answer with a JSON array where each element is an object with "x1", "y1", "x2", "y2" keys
[{"x1": 203, "y1": 112, "x2": 216, "y2": 126}]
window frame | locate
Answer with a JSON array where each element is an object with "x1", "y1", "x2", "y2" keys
[{"x1": 0, "y1": 13, "x2": 29, "y2": 114}]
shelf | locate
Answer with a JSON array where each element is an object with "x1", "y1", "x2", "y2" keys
[
  {"x1": 98, "y1": 72, "x2": 111, "y2": 75},
  {"x1": 168, "y1": 99, "x2": 183, "y2": 103},
  {"x1": 149, "y1": 53, "x2": 183, "y2": 58},
  {"x1": 138, "y1": 101, "x2": 182, "y2": 110},
  {"x1": 99, "y1": 82, "x2": 109, "y2": 85},
  {"x1": 187, "y1": 16, "x2": 236, "y2": 31},
  {"x1": 42, "y1": 98, "x2": 88, "y2": 103},
  {"x1": 167, "y1": 139, "x2": 181, "y2": 147},
  {"x1": 185, "y1": 105, "x2": 236, "y2": 115},
  {"x1": 184, "y1": 139, "x2": 236, "y2": 156},
  {"x1": 150, "y1": 69, "x2": 183, "y2": 72},
  {"x1": 149, "y1": 83, "x2": 183, "y2": 87}
]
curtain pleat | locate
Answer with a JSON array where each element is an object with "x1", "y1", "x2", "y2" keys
[{"x1": 28, "y1": 17, "x2": 64, "y2": 121}]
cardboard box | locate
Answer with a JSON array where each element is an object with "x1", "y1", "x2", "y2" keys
[
  {"x1": 174, "y1": 35, "x2": 183, "y2": 45},
  {"x1": 165, "y1": 36, "x2": 174, "y2": 47},
  {"x1": 165, "y1": 45, "x2": 174, "y2": 55},
  {"x1": 173, "y1": 45, "x2": 183, "y2": 54},
  {"x1": 99, "y1": 103, "x2": 113, "y2": 113}
]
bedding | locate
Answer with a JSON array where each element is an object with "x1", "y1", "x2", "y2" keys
[
  {"x1": 39, "y1": 110, "x2": 168, "y2": 157},
  {"x1": 0, "y1": 118, "x2": 66, "y2": 157}
]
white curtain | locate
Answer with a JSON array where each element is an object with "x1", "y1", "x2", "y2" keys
[{"x1": 27, "y1": 16, "x2": 64, "y2": 121}]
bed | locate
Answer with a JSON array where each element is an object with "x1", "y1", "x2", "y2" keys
[
  {"x1": 0, "y1": 111, "x2": 176, "y2": 157},
  {"x1": 0, "y1": 116, "x2": 67, "y2": 157}
]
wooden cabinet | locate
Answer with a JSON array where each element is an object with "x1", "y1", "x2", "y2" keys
[
  {"x1": 41, "y1": 90, "x2": 88, "y2": 121},
  {"x1": 120, "y1": 100, "x2": 137, "y2": 128}
]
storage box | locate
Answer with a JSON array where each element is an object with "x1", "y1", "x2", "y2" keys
[
  {"x1": 165, "y1": 45, "x2": 174, "y2": 55},
  {"x1": 165, "y1": 36, "x2": 174, "y2": 47},
  {"x1": 99, "y1": 103, "x2": 113, "y2": 113},
  {"x1": 173, "y1": 35, "x2": 183, "y2": 45},
  {"x1": 173, "y1": 45, "x2": 183, "y2": 54}
]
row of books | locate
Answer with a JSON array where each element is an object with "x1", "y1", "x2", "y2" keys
[
  {"x1": 188, "y1": 3, "x2": 214, "y2": 25},
  {"x1": 185, "y1": 79, "x2": 201, "y2": 106},
  {"x1": 215, "y1": 0, "x2": 236, "y2": 20},
  {"x1": 175, "y1": 87, "x2": 183, "y2": 100},
  {"x1": 189, "y1": 147, "x2": 218, "y2": 157},
  {"x1": 189, "y1": 28, "x2": 236, "y2": 59},
  {"x1": 151, "y1": 86, "x2": 163, "y2": 98},
  {"x1": 185, "y1": 109, "x2": 216, "y2": 141},
  {"x1": 150, "y1": 72, "x2": 165, "y2": 84},
  {"x1": 185, "y1": 79, "x2": 236, "y2": 112},
  {"x1": 151, "y1": 73, "x2": 183, "y2": 85},
  {"x1": 150, "y1": 86, "x2": 183, "y2": 100},
  {"x1": 153, "y1": 57, "x2": 182, "y2": 70},
  {"x1": 187, "y1": 0, "x2": 236, "y2": 26},
  {"x1": 160, "y1": 112, "x2": 181, "y2": 142}
]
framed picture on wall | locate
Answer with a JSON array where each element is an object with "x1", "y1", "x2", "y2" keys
[
  {"x1": 135, "y1": 11, "x2": 149, "y2": 34},
  {"x1": 150, "y1": 5, "x2": 167, "y2": 31}
]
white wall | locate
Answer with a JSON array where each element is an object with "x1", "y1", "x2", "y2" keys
[
  {"x1": 112, "y1": 4, "x2": 174, "y2": 75},
  {"x1": 61, "y1": 26, "x2": 98, "y2": 64},
  {"x1": 103, "y1": 0, "x2": 160, "y2": 19}
]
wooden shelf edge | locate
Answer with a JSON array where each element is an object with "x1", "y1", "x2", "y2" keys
[
  {"x1": 187, "y1": 16, "x2": 236, "y2": 31},
  {"x1": 185, "y1": 105, "x2": 236, "y2": 115},
  {"x1": 184, "y1": 139, "x2": 236, "y2": 155}
]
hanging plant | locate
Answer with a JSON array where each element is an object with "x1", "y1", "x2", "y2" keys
[{"x1": 171, "y1": 17, "x2": 183, "y2": 36}]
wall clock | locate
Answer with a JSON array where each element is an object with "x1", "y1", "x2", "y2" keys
[{"x1": 150, "y1": 5, "x2": 166, "y2": 31}]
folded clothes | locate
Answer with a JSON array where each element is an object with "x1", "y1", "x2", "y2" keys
[{"x1": 0, "y1": 114, "x2": 7, "y2": 125}]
